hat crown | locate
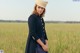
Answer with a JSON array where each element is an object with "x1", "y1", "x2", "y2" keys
[{"x1": 35, "y1": 0, "x2": 48, "y2": 8}]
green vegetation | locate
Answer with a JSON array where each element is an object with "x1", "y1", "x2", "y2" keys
[{"x1": 0, "y1": 22, "x2": 80, "y2": 53}]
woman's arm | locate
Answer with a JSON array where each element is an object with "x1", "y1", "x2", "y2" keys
[
  {"x1": 37, "y1": 39, "x2": 44, "y2": 47},
  {"x1": 28, "y1": 15, "x2": 40, "y2": 40},
  {"x1": 37, "y1": 39, "x2": 48, "y2": 52},
  {"x1": 45, "y1": 40, "x2": 48, "y2": 46}
]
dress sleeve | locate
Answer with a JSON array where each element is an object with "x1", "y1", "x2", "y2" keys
[
  {"x1": 44, "y1": 30, "x2": 48, "y2": 40},
  {"x1": 28, "y1": 15, "x2": 40, "y2": 41}
]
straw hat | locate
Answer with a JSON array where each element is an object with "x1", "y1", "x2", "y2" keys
[{"x1": 35, "y1": 0, "x2": 48, "y2": 8}]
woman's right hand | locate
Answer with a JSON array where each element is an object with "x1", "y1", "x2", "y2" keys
[
  {"x1": 36, "y1": 39, "x2": 48, "y2": 52},
  {"x1": 42, "y1": 44, "x2": 48, "y2": 52}
]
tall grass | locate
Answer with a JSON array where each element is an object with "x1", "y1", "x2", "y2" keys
[
  {"x1": 0, "y1": 22, "x2": 80, "y2": 53},
  {"x1": 0, "y1": 22, "x2": 28, "y2": 53},
  {"x1": 47, "y1": 23, "x2": 80, "y2": 53}
]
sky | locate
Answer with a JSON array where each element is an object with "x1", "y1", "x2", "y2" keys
[{"x1": 0, "y1": 0, "x2": 80, "y2": 21}]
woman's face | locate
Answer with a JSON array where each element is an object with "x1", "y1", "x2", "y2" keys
[{"x1": 36, "y1": 5, "x2": 45, "y2": 15}]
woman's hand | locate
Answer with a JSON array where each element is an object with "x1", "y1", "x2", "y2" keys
[
  {"x1": 42, "y1": 44, "x2": 48, "y2": 52},
  {"x1": 42, "y1": 40, "x2": 48, "y2": 52},
  {"x1": 36, "y1": 39, "x2": 48, "y2": 52}
]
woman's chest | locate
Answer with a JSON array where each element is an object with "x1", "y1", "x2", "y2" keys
[{"x1": 36, "y1": 17, "x2": 45, "y2": 29}]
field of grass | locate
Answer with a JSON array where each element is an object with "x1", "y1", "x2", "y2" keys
[{"x1": 0, "y1": 22, "x2": 80, "y2": 53}]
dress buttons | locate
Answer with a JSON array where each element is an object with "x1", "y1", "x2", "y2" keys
[
  {"x1": 42, "y1": 23, "x2": 43, "y2": 25},
  {"x1": 43, "y1": 27, "x2": 44, "y2": 29},
  {"x1": 41, "y1": 20, "x2": 42, "y2": 22},
  {"x1": 43, "y1": 30, "x2": 44, "y2": 32},
  {"x1": 41, "y1": 18, "x2": 42, "y2": 19}
]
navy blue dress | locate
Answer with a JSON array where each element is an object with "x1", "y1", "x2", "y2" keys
[{"x1": 25, "y1": 14, "x2": 48, "y2": 53}]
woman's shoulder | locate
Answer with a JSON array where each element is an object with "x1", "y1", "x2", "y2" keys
[
  {"x1": 28, "y1": 14, "x2": 38, "y2": 21},
  {"x1": 29, "y1": 14, "x2": 38, "y2": 18}
]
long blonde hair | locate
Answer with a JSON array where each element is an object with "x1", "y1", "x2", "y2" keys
[{"x1": 32, "y1": 4, "x2": 46, "y2": 17}]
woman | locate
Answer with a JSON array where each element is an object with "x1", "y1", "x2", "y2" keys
[{"x1": 25, "y1": 0, "x2": 48, "y2": 53}]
